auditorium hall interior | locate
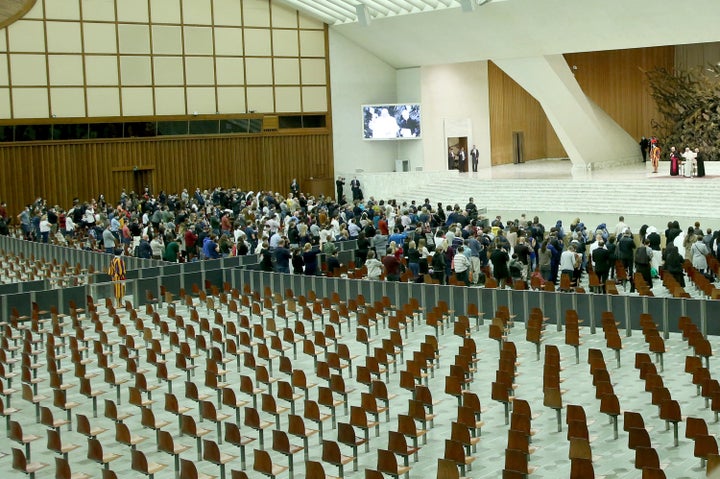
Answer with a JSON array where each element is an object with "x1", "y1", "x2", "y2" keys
[{"x1": 1, "y1": 0, "x2": 720, "y2": 478}]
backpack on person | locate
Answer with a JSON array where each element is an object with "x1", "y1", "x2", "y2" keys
[{"x1": 635, "y1": 246, "x2": 649, "y2": 265}]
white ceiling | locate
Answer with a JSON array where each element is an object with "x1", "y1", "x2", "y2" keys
[
  {"x1": 279, "y1": 0, "x2": 500, "y2": 26},
  {"x1": 283, "y1": 0, "x2": 720, "y2": 69}
]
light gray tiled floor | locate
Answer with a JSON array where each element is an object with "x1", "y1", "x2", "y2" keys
[{"x1": 1, "y1": 292, "x2": 717, "y2": 479}]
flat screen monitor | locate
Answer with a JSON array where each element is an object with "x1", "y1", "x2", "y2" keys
[{"x1": 362, "y1": 103, "x2": 421, "y2": 140}]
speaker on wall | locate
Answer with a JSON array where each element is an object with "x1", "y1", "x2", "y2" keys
[{"x1": 355, "y1": 4, "x2": 371, "y2": 26}]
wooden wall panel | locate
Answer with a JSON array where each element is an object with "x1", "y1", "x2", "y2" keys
[
  {"x1": 488, "y1": 61, "x2": 557, "y2": 166},
  {"x1": 489, "y1": 46, "x2": 674, "y2": 165},
  {"x1": 564, "y1": 46, "x2": 674, "y2": 142},
  {"x1": 0, "y1": 132, "x2": 333, "y2": 216},
  {"x1": 675, "y1": 42, "x2": 720, "y2": 71}
]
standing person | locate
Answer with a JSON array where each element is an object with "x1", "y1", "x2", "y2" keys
[
  {"x1": 17, "y1": 205, "x2": 31, "y2": 240},
  {"x1": 102, "y1": 223, "x2": 116, "y2": 253},
  {"x1": 406, "y1": 240, "x2": 420, "y2": 279},
  {"x1": 695, "y1": 147, "x2": 706, "y2": 178},
  {"x1": 538, "y1": 240, "x2": 552, "y2": 283},
  {"x1": 39, "y1": 214, "x2": 51, "y2": 244},
  {"x1": 470, "y1": 145, "x2": 479, "y2": 172},
  {"x1": 335, "y1": 176, "x2": 345, "y2": 202},
  {"x1": 273, "y1": 239, "x2": 292, "y2": 273},
  {"x1": 355, "y1": 231, "x2": 370, "y2": 267},
  {"x1": 291, "y1": 248, "x2": 304, "y2": 274},
  {"x1": 663, "y1": 245, "x2": 685, "y2": 287},
  {"x1": 365, "y1": 250, "x2": 384, "y2": 280},
  {"x1": 669, "y1": 146, "x2": 680, "y2": 176},
  {"x1": 681, "y1": 147, "x2": 695, "y2": 178},
  {"x1": 639, "y1": 136, "x2": 650, "y2": 163},
  {"x1": 382, "y1": 249, "x2": 402, "y2": 281},
  {"x1": 490, "y1": 244, "x2": 510, "y2": 287},
  {"x1": 108, "y1": 249, "x2": 126, "y2": 307},
  {"x1": 447, "y1": 147, "x2": 455, "y2": 170},
  {"x1": 634, "y1": 239, "x2": 653, "y2": 288},
  {"x1": 691, "y1": 235, "x2": 710, "y2": 275},
  {"x1": 431, "y1": 246, "x2": 446, "y2": 284},
  {"x1": 559, "y1": 244, "x2": 578, "y2": 286},
  {"x1": 289, "y1": 178, "x2": 300, "y2": 197},
  {"x1": 302, "y1": 243, "x2": 319, "y2": 276},
  {"x1": 650, "y1": 141, "x2": 661, "y2": 173},
  {"x1": 452, "y1": 245, "x2": 471, "y2": 284},
  {"x1": 458, "y1": 147, "x2": 466, "y2": 172},
  {"x1": 617, "y1": 229, "x2": 636, "y2": 279},
  {"x1": 350, "y1": 177, "x2": 363, "y2": 201}
]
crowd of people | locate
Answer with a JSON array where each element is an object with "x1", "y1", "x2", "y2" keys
[{"x1": 2, "y1": 183, "x2": 719, "y2": 295}]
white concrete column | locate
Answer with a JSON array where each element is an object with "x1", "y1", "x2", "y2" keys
[{"x1": 493, "y1": 55, "x2": 641, "y2": 174}]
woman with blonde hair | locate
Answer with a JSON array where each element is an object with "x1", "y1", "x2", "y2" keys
[{"x1": 406, "y1": 240, "x2": 420, "y2": 279}]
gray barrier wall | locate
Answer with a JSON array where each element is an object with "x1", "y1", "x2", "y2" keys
[
  {"x1": 231, "y1": 268, "x2": 719, "y2": 338},
  {"x1": 1, "y1": 232, "x2": 718, "y2": 338},
  {"x1": 0, "y1": 235, "x2": 164, "y2": 271}
]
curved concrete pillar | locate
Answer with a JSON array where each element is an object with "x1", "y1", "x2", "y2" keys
[{"x1": 493, "y1": 55, "x2": 641, "y2": 175}]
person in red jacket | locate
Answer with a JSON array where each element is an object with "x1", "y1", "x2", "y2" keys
[{"x1": 184, "y1": 225, "x2": 198, "y2": 261}]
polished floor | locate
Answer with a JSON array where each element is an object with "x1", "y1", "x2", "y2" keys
[{"x1": 2, "y1": 291, "x2": 718, "y2": 479}]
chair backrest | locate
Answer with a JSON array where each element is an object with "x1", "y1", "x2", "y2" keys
[
  {"x1": 376, "y1": 449, "x2": 399, "y2": 474},
  {"x1": 504, "y1": 448, "x2": 530, "y2": 474},
  {"x1": 116, "y1": 422, "x2": 131, "y2": 445},
  {"x1": 181, "y1": 414, "x2": 198, "y2": 436},
  {"x1": 437, "y1": 457, "x2": 460, "y2": 479},
  {"x1": 131, "y1": 449, "x2": 149, "y2": 474},
  {"x1": 397, "y1": 414, "x2": 417, "y2": 436},
  {"x1": 87, "y1": 438, "x2": 104, "y2": 463},
  {"x1": 321, "y1": 440, "x2": 341, "y2": 464},
  {"x1": 272, "y1": 429, "x2": 291, "y2": 454},
  {"x1": 287, "y1": 414, "x2": 306, "y2": 437},
  {"x1": 337, "y1": 422, "x2": 358, "y2": 447},
  {"x1": 451, "y1": 421, "x2": 470, "y2": 445},
  {"x1": 364, "y1": 467, "x2": 384, "y2": 479},
  {"x1": 225, "y1": 422, "x2": 242, "y2": 445},
  {"x1": 55, "y1": 456, "x2": 75, "y2": 479},
  {"x1": 11, "y1": 447, "x2": 28, "y2": 474},
  {"x1": 569, "y1": 437, "x2": 592, "y2": 460},
  {"x1": 157, "y1": 430, "x2": 174, "y2": 455},
  {"x1": 569, "y1": 457, "x2": 594, "y2": 479},
  {"x1": 253, "y1": 448, "x2": 272, "y2": 474},
  {"x1": 388, "y1": 430, "x2": 409, "y2": 456},
  {"x1": 305, "y1": 460, "x2": 327, "y2": 479},
  {"x1": 244, "y1": 407, "x2": 260, "y2": 428},
  {"x1": 9, "y1": 420, "x2": 22, "y2": 443},
  {"x1": 180, "y1": 458, "x2": 199, "y2": 479},
  {"x1": 203, "y1": 438, "x2": 221, "y2": 463},
  {"x1": 444, "y1": 439, "x2": 466, "y2": 465},
  {"x1": 46, "y1": 428, "x2": 63, "y2": 454}
]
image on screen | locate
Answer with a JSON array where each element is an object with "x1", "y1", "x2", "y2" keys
[{"x1": 362, "y1": 104, "x2": 421, "y2": 140}]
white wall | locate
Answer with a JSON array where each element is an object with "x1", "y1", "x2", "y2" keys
[
  {"x1": 420, "y1": 61, "x2": 491, "y2": 171},
  {"x1": 329, "y1": 30, "x2": 398, "y2": 174},
  {"x1": 396, "y1": 67, "x2": 424, "y2": 171}
]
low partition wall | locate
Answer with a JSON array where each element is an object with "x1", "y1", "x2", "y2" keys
[
  {"x1": 1, "y1": 229, "x2": 719, "y2": 339},
  {"x1": 0, "y1": 235, "x2": 164, "y2": 271},
  {"x1": 0, "y1": 253, "x2": 260, "y2": 320},
  {"x1": 233, "y1": 268, "x2": 720, "y2": 338}
]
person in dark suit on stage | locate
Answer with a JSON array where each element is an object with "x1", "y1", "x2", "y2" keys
[
  {"x1": 695, "y1": 147, "x2": 706, "y2": 177},
  {"x1": 448, "y1": 147, "x2": 455, "y2": 170},
  {"x1": 335, "y1": 176, "x2": 345, "y2": 201},
  {"x1": 470, "y1": 145, "x2": 479, "y2": 172},
  {"x1": 639, "y1": 136, "x2": 650, "y2": 163}
]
